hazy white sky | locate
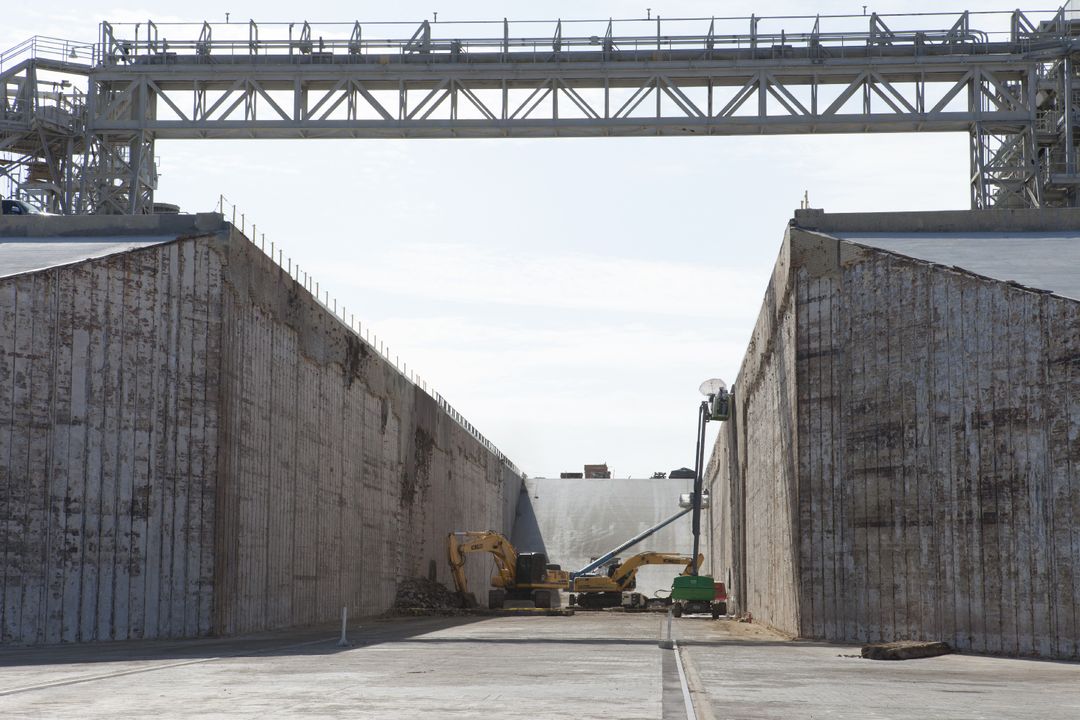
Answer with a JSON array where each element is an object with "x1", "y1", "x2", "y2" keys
[{"x1": 4, "y1": 2, "x2": 1040, "y2": 477}]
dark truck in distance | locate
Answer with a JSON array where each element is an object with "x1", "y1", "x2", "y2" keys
[{"x1": 1, "y1": 199, "x2": 49, "y2": 215}]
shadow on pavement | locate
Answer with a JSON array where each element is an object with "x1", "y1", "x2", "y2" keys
[
  {"x1": 676, "y1": 636, "x2": 1080, "y2": 666},
  {"x1": 0, "y1": 615, "x2": 494, "y2": 669},
  {"x1": 393, "y1": 636, "x2": 661, "y2": 646}
]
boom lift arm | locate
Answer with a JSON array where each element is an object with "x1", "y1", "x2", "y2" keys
[
  {"x1": 572, "y1": 506, "x2": 692, "y2": 579},
  {"x1": 572, "y1": 552, "x2": 704, "y2": 593}
]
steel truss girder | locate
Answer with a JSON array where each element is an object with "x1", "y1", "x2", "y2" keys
[
  {"x1": 87, "y1": 58, "x2": 1035, "y2": 139},
  {"x1": 84, "y1": 55, "x2": 1049, "y2": 211},
  {"x1": 6, "y1": 10, "x2": 1080, "y2": 213}
]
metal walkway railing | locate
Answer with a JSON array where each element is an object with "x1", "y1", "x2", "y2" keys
[
  {"x1": 92, "y1": 10, "x2": 1066, "y2": 65},
  {"x1": 0, "y1": 35, "x2": 96, "y2": 76}
]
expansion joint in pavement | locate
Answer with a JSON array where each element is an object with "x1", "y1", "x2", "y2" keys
[{"x1": 661, "y1": 623, "x2": 699, "y2": 720}]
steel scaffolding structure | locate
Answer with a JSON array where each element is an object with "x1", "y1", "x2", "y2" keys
[
  {"x1": 3, "y1": 9, "x2": 1080, "y2": 213},
  {"x1": 0, "y1": 38, "x2": 92, "y2": 213}
]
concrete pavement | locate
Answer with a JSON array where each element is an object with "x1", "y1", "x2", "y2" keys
[
  {"x1": 679, "y1": 617, "x2": 1080, "y2": 720},
  {"x1": 1, "y1": 613, "x2": 1077, "y2": 719},
  {"x1": 0, "y1": 614, "x2": 670, "y2": 719}
]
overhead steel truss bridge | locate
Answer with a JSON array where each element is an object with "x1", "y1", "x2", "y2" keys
[{"x1": 2, "y1": 8, "x2": 1080, "y2": 213}]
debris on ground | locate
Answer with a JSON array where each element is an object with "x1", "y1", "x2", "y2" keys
[
  {"x1": 484, "y1": 608, "x2": 574, "y2": 617},
  {"x1": 861, "y1": 640, "x2": 953, "y2": 661},
  {"x1": 386, "y1": 577, "x2": 474, "y2": 616},
  {"x1": 385, "y1": 578, "x2": 576, "y2": 618}
]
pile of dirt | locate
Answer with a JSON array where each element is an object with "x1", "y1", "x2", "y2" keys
[{"x1": 387, "y1": 577, "x2": 475, "y2": 616}]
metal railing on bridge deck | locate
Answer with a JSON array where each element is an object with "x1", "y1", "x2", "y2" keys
[
  {"x1": 93, "y1": 8, "x2": 1069, "y2": 67},
  {"x1": 0, "y1": 36, "x2": 94, "y2": 128},
  {"x1": 0, "y1": 35, "x2": 97, "y2": 75},
  {"x1": 215, "y1": 195, "x2": 524, "y2": 480}
]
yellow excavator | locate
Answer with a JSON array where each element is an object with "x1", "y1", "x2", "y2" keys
[
  {"x1": 570, "y1": 552, "x2": 703, "y2": 610},
  {"x1": 447, "y1": 531, "x2": 570, "y2": 609}
]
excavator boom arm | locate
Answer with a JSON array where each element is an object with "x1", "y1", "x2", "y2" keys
[
  {"x1": 609, "y1": 551, "x2": 704, "y2": 585},
  {"x1": 571, "y1": 551, "x2": 706, "y2": 593},
  {"x1": 446, "y1": 531, "x2": 519, "y2": 595}
]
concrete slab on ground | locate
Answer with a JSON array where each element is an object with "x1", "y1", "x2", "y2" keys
[
  {"x1": 0, "y1": 614, "x2": 670, "y2": 720},
  {"x1": 2, "y1": 614, "x2": 1077, "y2": 719},
  {"x1": 678, "y1": 618, "x2": 1080, "y2": 720}
]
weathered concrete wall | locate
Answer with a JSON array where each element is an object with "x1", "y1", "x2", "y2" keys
[
  {"x1": 709, "y1": 238, "x2": 802, "y2": 636},
  {"x1": 709, "y1": 219, "x2": 1080, "y2": 659},
  {"x1": 212, "y1": 234, "x2": 519, "y2": 635},
  {"x1": 793, "y1": 230, "x2": 1080, "y2": 658},
  {"x1": 0, "y1": 237, "x2": 222, "y2": 643},
  {"x1": 0, "y1": 217, "x2": 521, "y2": 644},
  {"x1": 706, "y1": 412, "x2": 740, "y2": 612}
]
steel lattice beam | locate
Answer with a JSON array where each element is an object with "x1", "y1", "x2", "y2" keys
[
  {"x1": 3, "y1": 10, "x2": 1080, "y2": 213},
  {"x1": 86, "y1": 59, "x2": 1035, "y2": 140}
]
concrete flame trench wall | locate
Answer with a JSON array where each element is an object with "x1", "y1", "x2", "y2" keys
[
  {"x1": 0, "y1": 221, "x2": 519, "y2": 644},
  {"x1": 708, "y1": 213, "x2": 1080, "y2": 660}
]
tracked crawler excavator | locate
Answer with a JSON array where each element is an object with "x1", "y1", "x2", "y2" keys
[
  {"x1": 447, "y1": 531, "x2": 570, "y2": 609},
  {"x1": 570, "y1": 551, "x2": 704, "y2": 609}
]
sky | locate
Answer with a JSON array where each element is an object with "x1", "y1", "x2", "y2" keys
[{"x1": 3, "y1": 2, "x2": 1044, "y2": 478}]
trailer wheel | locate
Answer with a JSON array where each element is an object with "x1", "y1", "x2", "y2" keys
[
  {"x1": 569, "y1": 594, "x2": 577, "y2": 607},
  {"x1": 672, "y1": 604, "x2": 683, "y2": 618}
]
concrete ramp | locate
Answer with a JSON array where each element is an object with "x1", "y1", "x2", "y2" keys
[
  {"x1": 0, "y1": 236, "x2": 176, "y2": 277},
  {"x1": 512, "y1": 477, "x2": 698, "y2": 599},
  {"x1": 835, "y1": 231, "x2": 1080, "y2": 300}
]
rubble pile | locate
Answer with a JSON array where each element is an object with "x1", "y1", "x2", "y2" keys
[{"x1": 389, "y1": 577, "x2": 474, "y2": 615}]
